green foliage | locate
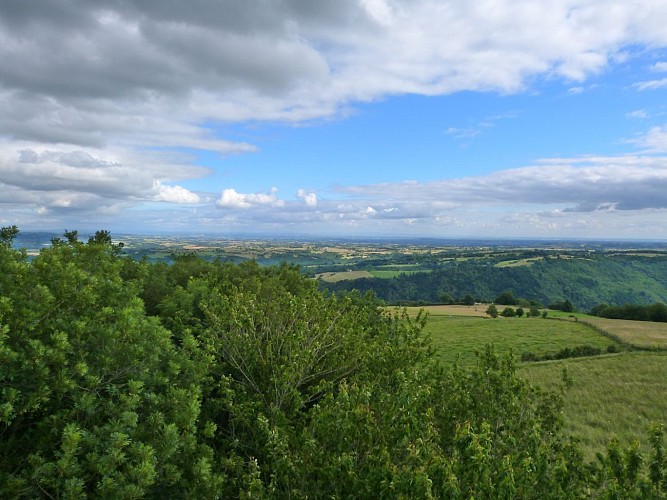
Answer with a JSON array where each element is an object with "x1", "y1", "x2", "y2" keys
[
  {"x1": 428, "y1": 346, "x2": 588, "y2": 497},
  {"x1": 590, "y1": 427, "x2": 667, "y2": 497},
  {"x1": 501, "y1": 306, "x2": 516, "y2": 317},
  {"x1": 1, "y1": 226, "x2": 666, "y2": 497},
  {"x1": 323, "y1": 253, "x2": 667, "y2": 310},
  {"x1": 521, "y1": 344, "x2": 618, "y2": 362},
  {"x1": 0, "y1": 230, "x2": 223, "y2": 497},
  {"x1": 486, "y1": 304, "x2": 498, "y2": 318},
  {"x1": 549, "y1": 299, "x2": 575, "y2": 312},
  {"x1": 0, "y1": 225, "x2": 19, "y2": 246},
  {"x1": 199, "y1": 275, "x2": 429, "y2": 417},
  {"x1": 461, "y1": 293, "x2": 476, "y2": 305},
  {"x1": 495, "y1": 290, "x2": 517, "y2": 305},
  {"x1": 593, "y1": 302, "x2": 667, "y2": 322}
]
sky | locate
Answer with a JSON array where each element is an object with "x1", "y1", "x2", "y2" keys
[{"x1": 2, "y1": 1, "x2": 667, "y2": 240}]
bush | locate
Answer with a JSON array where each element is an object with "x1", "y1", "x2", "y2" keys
[
  {"x1": 520, "y1": 344, "x2": 614, "y2": 362},
  {"x1": 501, "y1": 307, "x2": 516, "y2": 317}
]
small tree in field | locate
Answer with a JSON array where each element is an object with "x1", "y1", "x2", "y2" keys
[
  {"x1": 501, "y1": 307, "x2": 516, "y2": 317},
  {"x1": 486, "y1": 304, "x2": 498, "y2": 318},
  {"x1": 516, "y1": 307, "x2": 525, "y2": 317}
]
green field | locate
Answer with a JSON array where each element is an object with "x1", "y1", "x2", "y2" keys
[
  {"x1": 424, "y1": 315, "x2": 618, "y2": 366},
  {"x1": 494, "y1": 256, "x2": 544, "y2": 267},
  {"x1": 520, "y1": 352, "x2": 667, "y2": 459},
  {"x1": 420, "y1": 307, "x2": 667, "y2": 460},
  {"x1": 315, "y1": 270, "x2": 374, "y2": 282}
]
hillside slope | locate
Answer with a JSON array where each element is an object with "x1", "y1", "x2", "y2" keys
[{"x1": 322, "y1": 255, "x2": 667, "y2": 309}]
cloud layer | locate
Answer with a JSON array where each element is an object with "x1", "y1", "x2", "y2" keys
[{"x1": 3, "y1": 1, "x2": 667, "y2": 236}]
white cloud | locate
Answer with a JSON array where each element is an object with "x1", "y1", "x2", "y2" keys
[
  {"x1": 360, "y1": 0, "x2": 394, "y2": 26},
  {"x1": 217, "y1": 187, "x2": 285, "y2": 209},
  {"x1": 633, "y1": 77, "x2": 667, "y2": 90},
  {"x1": 297, "y1": 189, "x2": 318, "y2": 206},
  {"x1": 446, "y1": 127, "x2": 481, "y2": 139},
  {"x1": 650, "y1": 61, "x2": 667, "y2": 72},
  {"x1": 154, "y1": 183, "x2": 200, "y2": 204},
  {"x1": 0, "y1": 143, "x2": 208, "y2": 217},
  {"x1": 626, "y1": 109, "x2": 648, "y2": 119},
  {"x1": 632, "y1": 125, "x2": 667, "y2": 152}
]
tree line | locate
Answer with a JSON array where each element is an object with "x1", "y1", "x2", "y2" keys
[
  {"x1": 321, "y1": 256, "x2": 667, "y2": 309},
  {"x1": 590, "y1": 302, "x2": 667, "y2": 322},
  {"x1": 1, "y1": 227, "x2": 666, "y2": 497}
]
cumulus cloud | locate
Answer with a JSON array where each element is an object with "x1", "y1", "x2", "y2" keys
[
  {"x1": 154, "y1": 183, "x2": 200, "y2": 204},
  {"x1": 0, "y1": 144, "x2": 208, "y2": 215},
  {"x1": 297, "y1": 189, "x2": 318, "y2": 206},
  {"x1": 217, "y1": 187, "x2": 285, "y2": 209}
]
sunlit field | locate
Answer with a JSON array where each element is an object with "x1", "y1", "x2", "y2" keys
[
  {"x1": 520, "y1": 352, "x2": 667, "y2": 460},
  {"x1": 412, "y1": 306, "x2": 667, "y2": 460},
  {"x1": 413, "y1": 310, "x2": 618, "y2": 366},
  {"x1": 315, "y1": 270, "x2": 374, "y2": 282},
  {"x1": 581, "y1": 317, "x2": 667, "y2": 349}
]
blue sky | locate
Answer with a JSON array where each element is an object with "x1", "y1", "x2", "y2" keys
[{"x1": 2, "y1": 1, "x2": 667, "y2": 239}]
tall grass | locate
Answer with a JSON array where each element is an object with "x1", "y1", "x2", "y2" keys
[
  {"x1": 519, "y1": 352, "x2": 667, "y2": 460},
  {"x1": 581, "y1": 317, "x2": 667, "y2": 349}
]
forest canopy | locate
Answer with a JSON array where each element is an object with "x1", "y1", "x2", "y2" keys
[{"x1": 1, "y1": 227, "x2": 665, "y2": 498}]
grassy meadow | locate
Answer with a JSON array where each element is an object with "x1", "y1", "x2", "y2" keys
[
  {"x1": 406, "y1": 306, "x2": 619, "y2": 366},
  {"x1": 520, "y1": 353, "x2": 667, "y2": 459},
  {"x1": 410, "y1": 305, "x2": 667, "y2": 460}
]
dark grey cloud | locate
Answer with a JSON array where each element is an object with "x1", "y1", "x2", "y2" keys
[{"x1": 0, "y1": 0, "x2": 361, "y2": 103}]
